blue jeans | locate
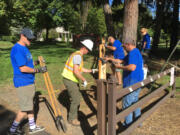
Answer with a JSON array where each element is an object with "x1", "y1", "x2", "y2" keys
[{"x1": 122, "y1": 88, "x2": 141, "y2": 126}]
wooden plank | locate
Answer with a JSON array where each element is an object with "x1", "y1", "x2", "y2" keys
[
  {"x1": 119, "y1": 91, "x2": 172, "y2": 135},
  {"x1": 169, "y1": 63, "x2": 180, "y2": 71},
  {"x1": 97, "y1": 79, "x2": 107, "y2": 135},
  {"x1": 116, "y1": 68, "x2": 171, "y2": 100},
  {"x1": 171, "y1": 65, "x2": 176, "y2": 98},
  {"x1": 116, "y1": 83, "x2": 170, "y2": 123},
  {"x1": 98, "y1": 38, "x2": 106, "y2": 79}
]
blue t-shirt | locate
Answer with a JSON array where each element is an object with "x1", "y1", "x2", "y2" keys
[
  {"x1": 142, "y1": 33, "x2": 151, "y2": 49},
  {"x1": 10, "y1": 43, "x2": 35, "y2": 87},
  {"x1": 113, "y1": 40, "x2": 125, "y2": 60},
  {"x1": 123, "y1": 48, "x2": 144, "y2": 88}
]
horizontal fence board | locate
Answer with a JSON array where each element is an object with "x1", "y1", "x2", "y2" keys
[
  {"x1": 116, "y1": 69, "x2": 171, "y2": 100},
  {"x1": 116, "y1": 83, "x2": 170, "y2": 123},
  {"x1": 119, "y1": 91, "x2": 172, "y2": 135}
]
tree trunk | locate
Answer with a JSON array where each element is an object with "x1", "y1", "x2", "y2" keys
[
  {"x1": 80, "y1": 0, "x2": 91, "y2": 31},
  {"x1": 46, "y1": 27, "x2": 49, "y2": 41},
  {"x1": 169, "y1": 0, "x2": 179, "y2": 52},
  {"x1": 122, "y1": 0, "x2": 138, "y2": 44},
  {"x1": 152, "y1": 0, "x2": 165, "y2": 51},
  {"x1": 103, "y1": 0, "x2": 115, "y2": 37}
]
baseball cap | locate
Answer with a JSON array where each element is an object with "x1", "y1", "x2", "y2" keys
[{"x1": 21, "y1": 28, "x2": 35, "y2": 39}]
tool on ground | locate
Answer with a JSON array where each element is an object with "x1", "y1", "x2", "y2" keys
[
  {"x1": 160, "y1": 40, "x2": 180, "y2": 72},
  {"x1": 149, "y1": 40, "x2": 180, "y2": 91},
  {"x1": 38, "y1": 56, "x2": 67, "y2": 133}
]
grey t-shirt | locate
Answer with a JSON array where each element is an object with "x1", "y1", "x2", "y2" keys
[{"x1": 73, "y1": 55, "x2": 82, "y2": 65}]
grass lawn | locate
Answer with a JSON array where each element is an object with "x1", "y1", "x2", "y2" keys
[
  {"x1": 0, "y1": 41, "x2": 179, "y2": 95},
  {"x1": 0, "y1": 41, "x2": 96, "y2": 94}
]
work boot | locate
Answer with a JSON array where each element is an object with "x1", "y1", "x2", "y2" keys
[{"x1": 29, "y1": 126, "x2": 45, "y2": 134}]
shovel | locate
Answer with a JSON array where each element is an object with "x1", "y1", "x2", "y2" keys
[{"x1": 38, "y1": 56, "x2": 67, "y2": 132}]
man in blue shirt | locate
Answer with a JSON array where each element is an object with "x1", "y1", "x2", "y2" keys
[
  {"x1": 105, "y1": 36, "x2": 125, "y2": 85},
  {"x1": 106, "y1": 39, "x2": 144, "y2": 126},
  {"x1": 8, "y1": 28, "x2": 47, "y2": 135},
  {"x1": 141, "y1": 28, "x2": 151, "y2": 63}
]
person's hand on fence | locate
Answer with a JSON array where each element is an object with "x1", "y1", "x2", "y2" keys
[
  {"x1": 103, "y1": 57, "x2": 111, "y2": 61},
  {"x1": 92, "y1": 69, "x2": 98, "y2": 74},
  {"x1": 82, "y1": 80, "x2": 88, "y2": 87},
  {"x1": 35, "y1": 66, "x2": 47, "y2": 73}
]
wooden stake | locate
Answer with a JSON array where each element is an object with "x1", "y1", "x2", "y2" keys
[{"x1": 98, "y1": 38, "x2": 106, "y2": 79}]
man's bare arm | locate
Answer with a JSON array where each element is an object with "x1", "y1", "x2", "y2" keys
[
  {"x1": 73, "y1": 64, "x2": 86, "y2": 82},
  {"x1": 19, "y1": 66, "x2": 35, "y2": 73},
  {"x1": 114, "y1": 63, "x2": 136, "y2": 71}
]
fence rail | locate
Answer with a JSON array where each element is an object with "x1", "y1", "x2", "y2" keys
[{"x1": 97, "y1": 67, "x2": 176, "y2": 135}]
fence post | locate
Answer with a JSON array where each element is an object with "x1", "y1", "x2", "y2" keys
[
  {"x1": 108, "y1": 75, "x2": 117, "y2": 135},
  {"x1": 171, "y1": 65, "x2": 176, "y2": 98},
  {"x1": 97, "y1": 79, "x2": 107, "y2": 135}
]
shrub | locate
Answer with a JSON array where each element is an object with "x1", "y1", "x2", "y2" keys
[
  {"x1": 1, "y1": 36, "x2": 18, "y2": 42},
  {"x1": 48, "y1": 29, "x2": 59, "y2": 40},
  {"x1": 42, "y1": 29, "x2": 59, "y2": 41}
]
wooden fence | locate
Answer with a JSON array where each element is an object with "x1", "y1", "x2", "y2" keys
[{"x1": 97, "y1": 67, "x2": 176, "y2": 135}]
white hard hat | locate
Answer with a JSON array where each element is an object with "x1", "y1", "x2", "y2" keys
[{"x1": 81, "y1": 39, "x2": 94, "y2": 51}]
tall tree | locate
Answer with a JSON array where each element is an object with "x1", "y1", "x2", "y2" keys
[
  {"x1": 64, "y1": 0, "x2": 92, "y2": 32},
  {"x1": 122, "y1": 0, "x2": 138, "y2": 44},
  {"x1": 0, "y1": 0, "x2": 15, "y2": 35},
  {"x1": 152, "y1": 0, "x2": 165, "y2": 50},
  {"x1": 21, "y1": 0, "x2": 64, "y2": 40},
  {"x1": 103, "y1": 0, "x2": 115, "y2": 37},
  {"x1": 80, "y1": 0, "x2": 92, "y2": 31},
  {"x1": 169, "y1": 0, "x2": 179, "y2": 52}
]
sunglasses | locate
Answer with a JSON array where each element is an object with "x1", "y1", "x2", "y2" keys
[{"x1": 26, "y1": 37, "x2": 33, "y2": 42}]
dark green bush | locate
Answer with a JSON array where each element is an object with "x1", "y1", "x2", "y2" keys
[
  {"x1": 1, "y1": 36, "x2": 18, "y2": 42},
  {"x1": 48, "y1": 29, "x2": 59, "y2": 39}
]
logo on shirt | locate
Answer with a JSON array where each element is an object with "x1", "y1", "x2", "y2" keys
[{"x1": 27, "y1": 53, "x2": 32, "y2": 61}]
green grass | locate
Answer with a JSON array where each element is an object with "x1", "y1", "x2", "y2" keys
[
  {"x1": 0, "y1": 41, "x2": 95, "y2": 94},
  {"x1": 0, "y1": 41, "x2": 14, "y2": 86}
]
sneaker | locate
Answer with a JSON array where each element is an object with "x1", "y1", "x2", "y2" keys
[
  {"x1": 7, "y1": 129, "x2": 24, "y2": 135},
  {"x1": 29, "y1": 126, "x2": 45, "y2": 134}
]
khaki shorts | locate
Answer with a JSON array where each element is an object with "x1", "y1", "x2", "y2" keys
[{"x1": 16, "y1": 84, "x2": 35, "y2": 111}]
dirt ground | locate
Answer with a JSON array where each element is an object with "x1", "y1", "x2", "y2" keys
[{"x1": 0, "y1": 83, "x2": 180, "y2": 135}]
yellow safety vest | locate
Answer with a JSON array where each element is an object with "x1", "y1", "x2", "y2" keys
[{"x1": 62, "y1": 51, "x2": 83, "y2": 83}]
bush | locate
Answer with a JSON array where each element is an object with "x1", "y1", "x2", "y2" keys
[
  {"x1": 1, "y1": 36, "x2": 18, "y2": 42},
  {"x1": 48, "y1": 29, "x2": 59, "y2": 40},
  {"x1": 42, "y1": 29, "x2": 59, "y2": 41}
]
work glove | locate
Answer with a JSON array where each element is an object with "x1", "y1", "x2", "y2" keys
[
  {"x1": 92, "y1": 69, "x2": 98, "y2": 74},
  {"x1": 82, "y1": 80, "x2": 87, "y2": 88},
  {"x1": 35, "y1": 66, "x2": 47, "y2": 73}
]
